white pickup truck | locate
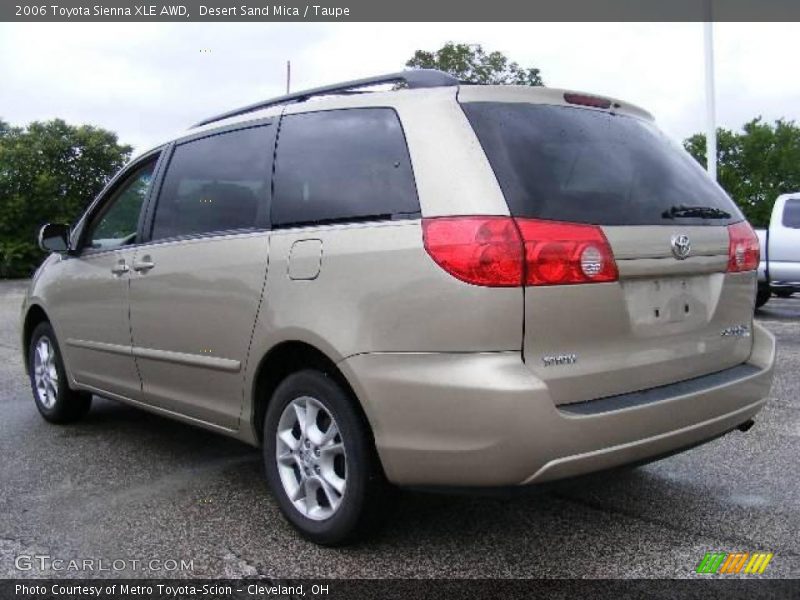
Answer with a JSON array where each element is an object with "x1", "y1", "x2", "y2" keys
[{"x1": 755, "y1": 193, "x2": 800, "y2": 307}]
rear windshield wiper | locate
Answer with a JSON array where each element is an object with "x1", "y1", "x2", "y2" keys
[{"x1": 661, "y1": 205, "x2": 731, "y2": 220}]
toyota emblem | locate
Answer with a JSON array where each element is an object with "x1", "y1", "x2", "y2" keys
[{"x1": 671, "y1": 234, "x2": 691, "y2": 260}]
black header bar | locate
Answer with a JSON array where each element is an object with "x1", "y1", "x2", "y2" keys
[{"x1": 4, "y1": 0, "x2": 800, "y2": 22}]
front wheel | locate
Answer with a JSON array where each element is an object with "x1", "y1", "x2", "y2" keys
[
  {"x1": 28, "y1": 322, "x2": 92, "y2": 423},
  {"x1": 263, "y1": 369, "x2": 389, "y2": 545}
]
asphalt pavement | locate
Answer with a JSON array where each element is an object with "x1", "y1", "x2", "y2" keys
[{"x1": 0, "y1": 279, "x2": 797, "y2": 579}]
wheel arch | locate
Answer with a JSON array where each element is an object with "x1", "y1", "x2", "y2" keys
[
  {"x1": 22, "y1": 304, "x2": 51, "y2": 375},
  {"x1": 250, "y1": 341, "x2": 375, "y2": 448}
]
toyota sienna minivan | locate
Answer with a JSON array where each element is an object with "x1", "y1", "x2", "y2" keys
[{"x1": 22, "y1": 70, "x2": 775, "y2": 544}]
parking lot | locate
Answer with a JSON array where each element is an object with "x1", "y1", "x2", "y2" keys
[{"x1": 0, "y1": 278, "x2": 797, "y2": 579}]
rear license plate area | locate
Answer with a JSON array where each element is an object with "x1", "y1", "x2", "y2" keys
[{"x1": 623, "y1": 275, "x2": 712, "y2": 328}]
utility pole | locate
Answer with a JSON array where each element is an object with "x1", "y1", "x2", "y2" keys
[
  {"x1": 286, "y1": 60, "x2": 291, "y2": 94},
  {"x1": 704, "y1": 18, "x2": 717, "y2": 181}
]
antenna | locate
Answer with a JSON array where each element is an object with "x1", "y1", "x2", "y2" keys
[{"x1": 286, "y1": 60, "x2": 291, "y2": 94}]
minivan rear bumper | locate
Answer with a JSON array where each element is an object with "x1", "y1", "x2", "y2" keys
[{"x1": 339, "y1": 321, "x2": 775, "y2": 487}]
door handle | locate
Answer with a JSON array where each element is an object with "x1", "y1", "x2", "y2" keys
[
  {"x1": 110, "y1": 260, "x2": 129, "y2": 276},
  {"x1": 132, "y1": 256, "x2": 155, "y2": 273}
]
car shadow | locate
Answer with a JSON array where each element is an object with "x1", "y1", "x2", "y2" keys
[
  {"x1": 756, "y1": 295, "x2": 800, "y2": 321},
  {"x1": 54, "y1": 393, "x2": 775, "y2": 579}
]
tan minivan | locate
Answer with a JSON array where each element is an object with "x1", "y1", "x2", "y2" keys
[{"x1": 22, "y1": 70, "x2": 775, "y2": 544}]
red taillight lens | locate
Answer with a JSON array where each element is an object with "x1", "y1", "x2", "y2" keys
[
  {"x1": 727, "y1": 221, "x2": 760, "y2": 272},
  {"x1": 516, "y1": 219, "x2": 618, "y2": 285},
  {"x1": 422, "y1": 216, "x2": 523, "y2": 287},
  {"x1": 422, "y1": 216, "x2": 618, "y2": 287},
  {"x1": 563, "y1": 93, "x2": 612, "y2": 109}
]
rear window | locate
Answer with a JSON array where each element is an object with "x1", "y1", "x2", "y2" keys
[
  {"x1": 783, "y1": 199, "x2": 800, "y2": 229},
  {"x1": 462, "y1": 102, "x2": 743, "y2": 226}
]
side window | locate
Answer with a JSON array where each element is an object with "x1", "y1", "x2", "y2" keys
[
  {"x1": 151, "y1": 126, "x2": 273, "y2": 241},
  {"x1": 782, "y1": 199, "x2": 800, "y2": 229},
  {"x1": 272, "y1": 108, "x2": 419, "y2": 227},
  {"x1": 85, "y1": 159, "x2": 156, "y2": 251}
]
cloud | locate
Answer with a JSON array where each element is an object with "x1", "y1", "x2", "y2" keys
[{"x1": 1, "y1": 22, "x2": 797, "y2": 153}]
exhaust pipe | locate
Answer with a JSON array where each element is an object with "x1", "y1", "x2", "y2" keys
[{"x1": 737, "y1": 419, "x2": 755, "y2": 432}]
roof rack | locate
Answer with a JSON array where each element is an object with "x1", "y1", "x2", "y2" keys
[{"x1": 191, "y1": 69, "x2": 459, "y2": 128}]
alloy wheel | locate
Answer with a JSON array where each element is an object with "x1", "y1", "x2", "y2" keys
[
  {"x1": 33, "y1": 336, "x2": 59, "y2": 409},
  {"x1": 275, "y1": 396, "x2": 347, "y2": 520}
]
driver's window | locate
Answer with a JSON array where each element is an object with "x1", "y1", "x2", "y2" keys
[{"x1": 86, "y1": 159, "x2": 156, "y2": 251}]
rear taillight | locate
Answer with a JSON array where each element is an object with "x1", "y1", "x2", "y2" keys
[
  {"x1": 727, "y1": 221, "x2": 760, "y2": 272},
  {"x1": 422, "y1": 217, "x2": 522, "y2": 287},
  {"x1": 422, "y1": 216, "x2": 618, "y2": 287},
  {"x1": 515, "y1": 219, "x2": 618, "y2": 285}
]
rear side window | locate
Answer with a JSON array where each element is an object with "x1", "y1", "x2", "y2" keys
[
  {"x1": 151, "y1": 125, "x2": 273, "y2": 241},
  {"x1": 462, "y1": 102, "x2": 743, "y2": 226},
  {"x1": 782, "y1": 199, "x2": 800, "y2": 228},
  {"x1": 272, "y1": 108, "x2": 419, "y2": 227}
]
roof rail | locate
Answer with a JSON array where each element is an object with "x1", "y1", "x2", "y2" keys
[{"x1": 191, "y1": 69, "x2": 459, "y2": 128}]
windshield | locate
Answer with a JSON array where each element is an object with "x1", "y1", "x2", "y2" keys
[{"x1": 461, "y1": 102, "x2": 743, "y2": 226}]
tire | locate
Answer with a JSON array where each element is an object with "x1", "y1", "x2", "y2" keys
[
  {"x1": 774, "y1": 290, "x2": 794, "y2": 299},
  {"x1": 28, "y1": 322, "x2": 92, "y2": 424},
  {"x1": 263, "y1": 369, "x2": 389, "y2": 545},
  {"x1": 755, "y1": 285, "x2": 771, "y2": 309}
]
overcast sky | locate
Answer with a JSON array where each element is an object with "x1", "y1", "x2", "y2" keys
[{"x1": 1, "y1": 22, "x2": 798, "y2": 154}]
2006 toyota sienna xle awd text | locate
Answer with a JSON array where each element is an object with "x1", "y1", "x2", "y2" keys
[{"x1": 22, "y1": 70, "x2": 775, "y2": 545}]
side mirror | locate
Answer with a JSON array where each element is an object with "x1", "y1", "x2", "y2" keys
[{"x1": 38, "y1": 223, "x2": 71, "y2": 253}]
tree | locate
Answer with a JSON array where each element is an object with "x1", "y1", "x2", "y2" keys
[
  {"x1": 406, "y1": 42, "x2": 544, "y2": 86},
  {"x1": 0, "y1": 119, "x2": 132, "y2": 277},
  {"x1": 684, "y1": 118, "x2": 800, "y2": 227}
]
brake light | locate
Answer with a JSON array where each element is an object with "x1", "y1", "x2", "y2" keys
[
  {"x1": 563, "y1": 93, "x2": 612, "y2": 109},
  {"x1": 422, "y1": 217, "x2": 522, "y2": 286},
  {"x1": 422, "y1": 216, "x2": 618, "y2": 287},
  {"x1": 515, "y1": 218, "x2": 618, "y2": 285},
  {"x1": 727, "y1": 221, "x2": 759, "y2": 272}
]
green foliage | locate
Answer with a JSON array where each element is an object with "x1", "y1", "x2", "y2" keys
[
  {"x1": 0, "y1": 239, "x2": 39, "y2": 279},
  {"x1": 406, "y1": 42, "x2": 544, "y2": 86},
  {"x1": 684, "y1": 118, "x2": 800, "y2": 228},
  {"x1": 0, "y1": 118, "x2": 132, "y2": 277}
]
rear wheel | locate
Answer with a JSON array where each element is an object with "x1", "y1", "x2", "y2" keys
[
  {"x1": 774, "y1": 289, "x2": 794, "y2": 299},
  {"x1": 28, "y1": 322, "x2": 91, "y2": 423},
  {"x1": 263, "y1": 369, "x2": 389, "y2": 545},
  {"x1": 756, "y1": 284, "x2": 771, "y2": 309}
]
